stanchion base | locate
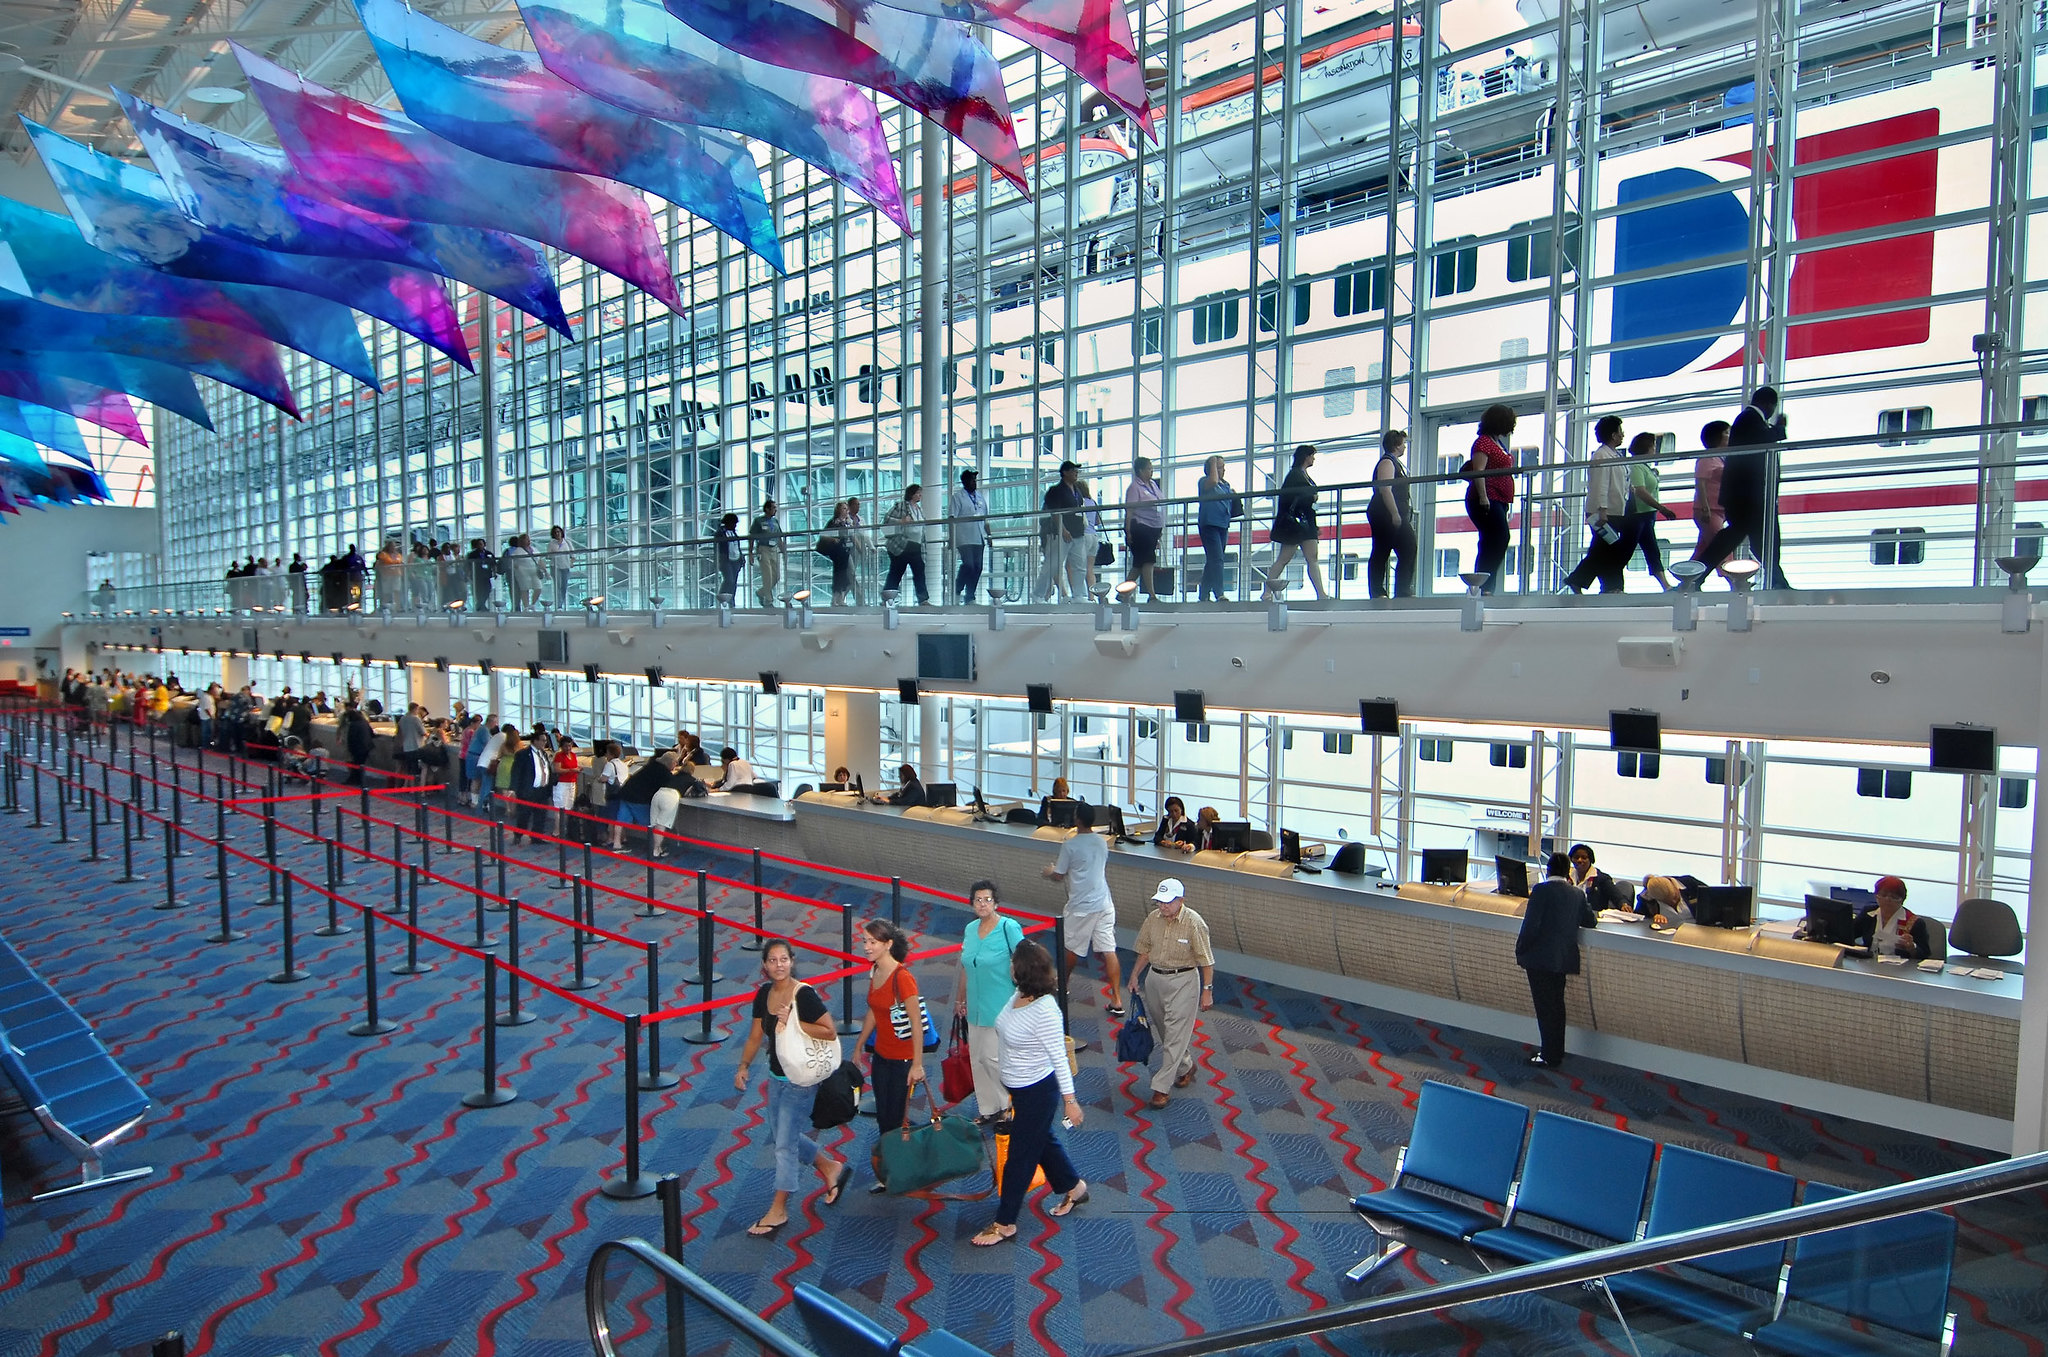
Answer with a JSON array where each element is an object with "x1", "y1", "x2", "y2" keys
[
  {"x1": 80, "y1": 852, "x2": 108, "y2": 863},
  {"x1": 600, "y1": 1173, "x2": 660, "y2": 1200},
  {"x1": 266, "y1": 969, "x2": 311, "y2": 985},
  {"x1": 348, "y1": 1018, "x2": 399, "y2": 1037},
  {"x1": 638, "y1": 1071, "x2": 682, "y2": 1091},
  {"x1": 462, "y1": 1086, "x2": 519, "y2": 1108},
  {"x1": 561, "y1": 975, "x2": 603, "y2": 991},
  {"x1": 739, "y1": 939, "x2": 765, "y2": 953},
  {"x1": 483, "y1": 902, "x2": 509, "y2": 913},
  {"x1": 472, "y1": 933, "x2": 499, "y2": 949},
  {"x1": 203, "y1": 869, "x2": 236, "y2": 881},
  {"x1": 680, "y1": 1031, "x2": 727, "y2": 1046},
  {"x1": 681, "y1": 970, "x2": 726, "y2": 986},
  {"x1": 169, "y1": 849, "x2": 194, "y2": 859},
  {"x1": 493, "y1": 1008, "x2": 537, "y2": 1026},
  {"x1": 549, "y1": 880, "x2": 572, "y2": 891},
  {"x1": 390, "y1": 961, "x2": 437, "y2": 976},
  {"x1": 114, "y1": 873, "x2": 144, "y2": 885},
  {"x1": 312, "y1": 923, "x2": 354, "y2": 937},
  {"x1": 206, "y1": 929, "x2": 250, "y2": 943},
  {"x1": 634, "y1": 907, "x2": 659, "y2": 920},
  {"x1": 26, "y1": 817, "x2": 48, "y2": 829},
  {"x1": 52, "y1": 833, "x2": 78, "y2": 844},
  {"x1": 151, "y1": 899, "x2": 189, "y2": 912}
]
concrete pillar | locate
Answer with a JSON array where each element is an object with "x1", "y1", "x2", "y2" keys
[
  {"x1": 918, "y1": 120, "x2": 945, "y2": 779},
  {"x1": 824, "y1": 687, "x2": 881, "y2": 791},
  {"x1": 411, "y1": 663, "x2": 450, "y2": 717},
  {"x1": 222, "y1": 654, "x2": 250, "y2": 692}
]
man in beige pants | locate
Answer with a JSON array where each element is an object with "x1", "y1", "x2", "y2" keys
[{"x1": 1130, "y1": 877, "x2": 1215, "y2": 1109}]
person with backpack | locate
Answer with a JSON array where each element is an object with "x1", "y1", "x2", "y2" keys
[
  {"x1": 733, "y1": 938, "x2": 852, "y2": 1234},
  {"x1": 953, "y1": 880, "x2": 1023, "y2": 1123}
]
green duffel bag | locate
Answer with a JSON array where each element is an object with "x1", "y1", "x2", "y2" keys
[{"x1": 873, "y1": 1088, "x2": 987, "y2": 1196}]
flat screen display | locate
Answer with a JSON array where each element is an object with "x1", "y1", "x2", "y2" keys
[
  {"x1": 759, "y1": 671, "x2": 781, "y2": 695},
  {"x1": 1027, "y1": 683, "x2": 1054, "y2": 714},
  {"x1": 1494, "y1": 855, "x2": 1529, "y2": 898},
  {"x1": 1929, "y1": 724, "x2": 1996, "y2": 774},
  {"x1": 1420, "y1": 848, "x2": 1468, "y2": 885},
  {"x1": 538, "y1": 629, "x2": 569, "y2": 664},
  {"x1": 1610, "y1": 709, "x2": 1661, "y2": 754},
  {"x1": 917, "y1": 633, "x2": 976, "y2": 682},
  {"x1": 897, "y1": 678, "x2": 920, "y2": 705},
  {"x1": 1174, "y1": 689, "x2": 1207, "y2": 724},
  {"x1": 1360, "y1": 699, "x2": 1400, "y2": 736}
]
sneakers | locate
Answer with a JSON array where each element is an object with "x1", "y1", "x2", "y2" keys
[
  {"x1": 1526, "y1": 1053, "x2": 1559, "y2": 1069},
  {"x1": 1106, "y1": 1004, "x2": 1126, "y2": 1019}
]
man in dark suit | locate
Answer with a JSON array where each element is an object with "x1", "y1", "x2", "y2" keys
[
  {"x1": 1691, "y1": 385, "x2": 1791, "y2": 590},
  {"x1": 509, "y1": 733, "x2": 553, "y2": 843},
  {"x1": 1515, "y1": 853, "x2": 1597, "y2": 1069}
]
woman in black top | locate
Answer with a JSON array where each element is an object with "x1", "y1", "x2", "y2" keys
[
  {"x1": 1153, "y1": 795, "x2": 1196, "y2": 852},
  {"x1": 1262, "y1": 445, "x2": 1328, "y2": 601},
  {"x1": 732, "y1": 938, "x2": 849, "y2": 1234},
  {"x1": 886, "y1": 763, "x2": 925, "y2": 807},
  {"x1": 1367, "y1": 430, "x2": 1417, "y2": 598}
]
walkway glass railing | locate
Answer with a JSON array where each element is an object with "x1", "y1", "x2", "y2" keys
[
  {"x1": 1112, "y1": 1148, "x2": 2048, "y2": 1357},
  {"x1": 76, "y1": 418, "x2": 2048, "y2": 623},
  {"x1": 586, "y1": 1237, "x2": 818, "y2": 1357}
]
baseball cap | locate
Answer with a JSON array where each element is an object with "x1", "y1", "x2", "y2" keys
[{"x1": 1152, "y1": 878, "x2": 1185, "y2": 903}]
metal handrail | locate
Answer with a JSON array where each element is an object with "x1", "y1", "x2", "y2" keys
[
  {"x1": 1111, "y1": 1149, "x2": 2048, "y2": 1357},
  {"x1": 584, "y1": 1237, "x2": 820, "y2": 1357}
]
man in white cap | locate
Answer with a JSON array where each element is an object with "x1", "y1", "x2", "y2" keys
[{"x1": 1129, "y1": 877, "x2": 1214, "y2": 1109}]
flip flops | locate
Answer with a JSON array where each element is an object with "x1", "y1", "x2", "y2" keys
[{"x1": 823, "y1": 1161, "x2": 853, "y2": 1206}]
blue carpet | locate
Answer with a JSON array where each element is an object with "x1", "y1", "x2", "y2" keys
[{"x1": 1, "y1": 751, "x2": 2044, "y2": 1357}]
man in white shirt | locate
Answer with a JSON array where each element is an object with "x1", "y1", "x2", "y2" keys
[
  {"x1": 949, "y1": 469, "x2": 991, "y2": 604},
  {"x1": 750, "y1": 499, "x2": 784, "y2": 608},
  {"x1": 1041, "y1": 803, "x2": 1125, "y2": 1016}
]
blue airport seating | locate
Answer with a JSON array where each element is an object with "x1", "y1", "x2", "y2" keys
[
  {"x1": 1345, "y1": 1080, "x2": 1531, "y2": 1281},
  {"x1": 1469, "y1": 1111, "x2": 1658, "y2": 1264},
  {"x1": 0, "y1": 929, "x2": 153, "y2": 1201},
  {"x1": 1751, "y1": 1183, "x2": 1958, "y2": 1357},
  {"x1": 1608, "y1": 1144, "x2": 1798, "y2": 1335},
  {"x1": 792, "y1": 1283, "x2": 903, "y2": 1357}
]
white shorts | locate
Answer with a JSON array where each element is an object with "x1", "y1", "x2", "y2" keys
[
  {"x1": 649, "y1": 786, "x2": 682, "y2": 831},
  {"x1": 1065, "y1": 909, "x2": 1117, "y2": 957},
  {"x1": 552, "y1": 783, "x2": 574, "y2": 810}
]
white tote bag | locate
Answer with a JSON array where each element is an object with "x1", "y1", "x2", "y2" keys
[{"x1": 773, "y1": 987, "x2": 841, "y2": 1088}]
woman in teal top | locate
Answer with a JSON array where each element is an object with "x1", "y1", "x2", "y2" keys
[{"x1": 953, "y1": 879, "x2": 1024, "y2": 1122}]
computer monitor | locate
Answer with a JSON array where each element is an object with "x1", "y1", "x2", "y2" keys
[
  {"x1": 1046, "y1": 799, "x2": 1079, "y2": 828},
  {"x1": 1831, "y1": 885, "x2": 1877, "y2": 909},
  {"x1": 1494, "y1": 855, "x2": 1530, "y2": 898},
  {"x1": 1610, "y1": 709, "x2": 1661, "y2": 754},
  {"x1": 1173, "y1": 689, "x2": 1207, "y2": 724},
  {"x1": 1359, "y1": 699, "x2": 1400, "y2": 737},
  {"x1": 924, "y1": 782, "x2": 959, "y2": 809},
  {"x1": 1929, "y1": 723, "x2": 1996, "y2": 774},
  {"x1": 1026, "y1": 683, "x2": 1054, "y2": 714},
  {"x1": 1280, "y1": 828, "x2": 1302, "y2": 863},
  {"x1": 1804, "y1": 894, "x2": 1860, "y2": 945},
  {"x1": 1210, "y1": 820, "x2": 1252, "y2": 854},
  {"x1": 1420, "y1": 848, "x2": 1469, "y2": 885},
  {"x1": 816, "y1": 781, "x2": 848, "y2": 793},
  {"x1": 1692, "y1": 885, "x2": 1755, "y2": 929}
]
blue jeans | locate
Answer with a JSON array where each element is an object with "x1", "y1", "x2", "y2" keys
[
  {"x1": 766, "y1": 1075, "x2": 822, "y2": 1192},
  {"x1": 996, "y1": 1072, "x2": 1081, "y2": 1226},
  {"x1": 956, "y1": 543, "x2": 985, "y2": 603},
  {"x1": 1198, "y1": 524, "x2": 1228, "y2": 600}
]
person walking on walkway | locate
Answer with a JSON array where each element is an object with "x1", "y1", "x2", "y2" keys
[
  {"x1": 1129, "y1": 878, "x2": 1214, "y2": 1109},
  {"x1": 1690, "y1": 420, "x2": 1730, "y2": 564},
  {"x1": 1515, "y1": 853, "x2": 1596, "y2": 1069},
  {"x1": 972, "y1": 940, "x2": 1087, "y2": 1246},
  {"x1": 1195, "y1": 456, "x2": 1239, "y2": 603},
  {"x1": 1563, "y1": 415, "x2": 1631, "y2": 594},
  {"x1": 954, "y1": 879, "x2": 1024, "y2": 1122},
  {"x1": 1034, "y1": 461, "x2": 1086, "y2": 603},
  {"x1": 881, "y1": 485, "x2": 930, "y2": 606},
  {"x1": 751, "y1": 498, "x2": 784, "y2": 608},
  {"x1": 857, "y1": 920, "x2": 927, "y2": 1191},
  {"x1": 1692, "y1": 386, "x2": 1792, "y2": 590},
  {"x1": 1465, "y1": 406, "x2": 1517, "y2": 593},
  {"x1": 1618, "y1": 431, "x2": 1678, "y2": 589},
  {"x1": 950, "y1": 470, "x2": 991, "y2": 604},
  {"x1": 1366, "y1": 430, "x2": 1417, "y2": 599},
  {"x1": 1041, "y1": 802, "x2": 1125, "y2": 1017},
  {"x1": 1262, "y1": 445, "x2": 1328, "y2": 601},
  {"x1": 1124, "y1": 456, "x2": 1166, "y2": 599},
  {"x1": 733, "y1": 938, "x2": 852, "y2": 1234}
]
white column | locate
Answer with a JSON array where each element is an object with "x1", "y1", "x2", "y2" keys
[
  {"x1": 2010, "y1": 625, "x2": 2048, "y2": 1154},
  {"x1": 918, "y1": 120, "x2": 945, "y2": 777},
  {"x1": 824, "y1": 687, "x2": 882, "y2": 790}
]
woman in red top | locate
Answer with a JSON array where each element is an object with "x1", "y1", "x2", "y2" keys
[
  {"x1": 857, "y1": 919, "x2": 928, "y2": 1192},
  {"x1": 1465, "y1": 404, "x2": 1517, "y2": 594},
  {"x1": 550, "y1": 735, "x2": 580, "y2": 836}
]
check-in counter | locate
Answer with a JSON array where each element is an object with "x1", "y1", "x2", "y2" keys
[{"x1": 701, "y1": 794, "x2": 2023, "y2": 1130}]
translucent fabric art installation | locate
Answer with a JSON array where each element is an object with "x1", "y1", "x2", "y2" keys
[
  {"x1": 0, "y1": 376, "x2": 145, "y2": 443},
  {"x1": 235, "y1": 46, "x2": 684, "y2": 312},
  {"x1": 518, "y1": 0, "x2": 906, "y2": 228},
  {"x1": 0, "y1": 398, "x2": 92, "y2": 467},
  {"x1": 0, "y1": 294, "x2": 296, "y2": 416},
  {"x1": 662, "y1": 0, "x2": 1027, "y2": 191},
  {"x1": 870, "y1": 0, "x2": 1149, "y2": 126},
  {"x1": 0, "y1": 351, "x2": 214, "y2": 430},
  {"x1": 0, "y1": 195, "x2": 378, "y2": 388},
  {"x1": 118, "y1": 92, "x2": 573, "y2": 337},
  {"x1": 358, "y1": 0, "x2": 780, "y2": 273},
  {"x1": 26, "y1": 121, "x2": 471, "y2": 370},
  {"x1": 0, "y1": 447, "x2": 109, "y2": 508}
]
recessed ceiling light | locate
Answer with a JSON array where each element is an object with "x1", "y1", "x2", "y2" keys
[{"x1": 186, "y1": 85, "x2": 245, "y2": 104}]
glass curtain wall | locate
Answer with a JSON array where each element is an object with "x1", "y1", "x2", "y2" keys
[{"x1": 154, "y1": 0, "x2": 2048, "y2": 597}]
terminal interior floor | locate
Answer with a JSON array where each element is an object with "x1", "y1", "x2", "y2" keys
[{"x1": 1, "y1": 766, "x2": 2045, "y2": 1357}]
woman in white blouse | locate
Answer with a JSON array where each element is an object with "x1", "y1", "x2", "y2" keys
[{"x1": 972, "y1": 940, "x2": 1087, "y2": 1246}]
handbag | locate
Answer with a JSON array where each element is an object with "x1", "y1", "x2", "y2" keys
[
  {"x1": 1095, "y1": 540, "x2": 1114, "y2": 567},
  {"x1": 1115, "y1": 991, "x2": 1155, "y2": 1065},
  {"x1": 866, "y1": 969, "x2": 942, "y2": 1053},
  {"x1": 773, "y1": 986, "x2": 841, "y2": 1088},
  {"x1": 874, "y1": 1087, "x2": 988, "y2": 1196},
  {"x1": 991, "y1": 1116, "x2": 1047, "y2": 1192},
  {"x1": 940, "y1": 1015, "x2": 976, "y2": 1105},
  {"x1": 1228, "y1": 493, "x2": 1244, "y2": 519}
]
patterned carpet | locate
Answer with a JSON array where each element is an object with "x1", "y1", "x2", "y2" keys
[{"x1": 1, "y1": 744, "x2": 2045, "y2": 1357}]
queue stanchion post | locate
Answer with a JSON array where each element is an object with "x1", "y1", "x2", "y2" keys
[
  {"x1": 562, "y1": 879, "x2": 600, "y2": 991},
  {"x1": 462, "y1": 955, "x2": 519, "y2": 1107},
  {"x1": 115, "y1": 800, "x2": 140, "y2": 884},
  {"x1": 639, "y1": 941, "x2": 679, "y2": 1088},
  {"x1": 494, "y1": 899, "x2": 535, "y2": 1025},
  {"x1": 740, "y1": 849, "x2": 765, "y2": 952},
  {"x1": 891, "y1": 875, "x2": 903, "y2": 927},
  {"x1": 638, "y1": 859, "x2": 658, "y2": 920},
  {"x1": 259, "y1": 806, "x2": 281, "y2": 904},
  {"x1": 391, "y1": 867, "x2": 435, "y2": 975},
  {"x1": 331, "y1": 810, "x2": 346, "y2": 886},
  {"x1": 99, "y1": 760, "x2": 112, "y2": 824},
  {"x1": 130, "y1": 766, "x2": 146, "y2": 840},
  {"x1": 168, "y1": 761, "x2": 189, "y2": 856},
  {"x1": 81, "y1": 787, "x2": 104, "y2": 863},
  {"x1": 472, "y1": 877, "x2": 498, "y2": 951},
  {"x1": 679, "y1": 902, "x2": 722, "y2": 1049},
  {"x1": 267, "y1": 874, "x2": 310, "y2": 984},
  {"x1": 416, "y1": 799, "x2": 431, "y2": 873},
  {"x1": 310, "y1": 792, "x2": 321, "y2": 844},
  {"x1": 657, "y1": 1171, "x2": 685, "y2": 1263},
  {"x1": 205, "y1": 830, "x2": 245, "y2": 941},
  {"x1": 494, "y1": 831, "x2": 508, "y2": 906},
  {"x1": 683, "y1": 871, "x2": 723, "y2": 986},
  {"x1": 155, "y1": 812, "x2": 182, "y2": 912},
  {"x1": 348, "y1": 910, "x2": 397, "y2": 1037},
  {"x1": 840, "y1": 902, "x2": 856, "y2": 1025},
  {"x1": 600, "y1": 1015, "x2": 658, "y2": 1200},
  {"x1": 1054, "y1": 915, "x2": 1070, "y2": 1030},
  {"x1": 205, "y1": 798, "x2": 232, "y2": 879},
  {"x1": 53, "y1": 768, "x2": 73, "y2": 843},
  {"x1": 359, "y1": 785, "x2": 370, "y2": 854},
  {"x1": 27, "y1": 761, "x2": 45, "y2": 828},
  {"x1": 1, "y1": 750, "x2": 16, "y2": 816},
  {"x1": 314, "y1": 841, "x2": 352, "y2": 937},
  {"x1": 552, "y1": 832, "x2": 570, "y2": 890},
  {"x1": 388, "y1": 860, "x2": 403, "y2": 917}
]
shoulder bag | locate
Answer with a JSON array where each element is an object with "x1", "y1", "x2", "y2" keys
[
  {"x1": 1115, "y1": 990, "x2": 1156, "y2": 1065},
  {"x1": 939, "y1": 1015, "x2": 976, "y2": 1105},
  {"x1": 773, "y1": 985, "x2": 842, "y2": 1088},
  {"x1": 866, "y1": 968, "x2": 941, "y2": 1053}
]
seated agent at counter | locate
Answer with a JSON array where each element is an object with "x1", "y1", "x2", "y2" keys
[
  {"x1": 1637, "y1": 874, "x2": 1704, "y2": 930},
  {"x1": 881, "y1": 763, "x2": 925, "y2": 808},
  {"x1": 1856, "y1": 875, "x2": 1932, "y2": 962}
]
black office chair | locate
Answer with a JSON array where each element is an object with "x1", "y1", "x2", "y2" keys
[
  {"x1": 1950, "y1": 898, "x2": 2024, "y2": 972},
  {"x1": 1329, "y1": 842, "x2": 1367, "y2": 874},
  {"x1": 1006, "y1": 807, "x2": 1039, "y2": 826},
  {"x1": 792, "y1": 782, "x2": 814, "y2": 798}
]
